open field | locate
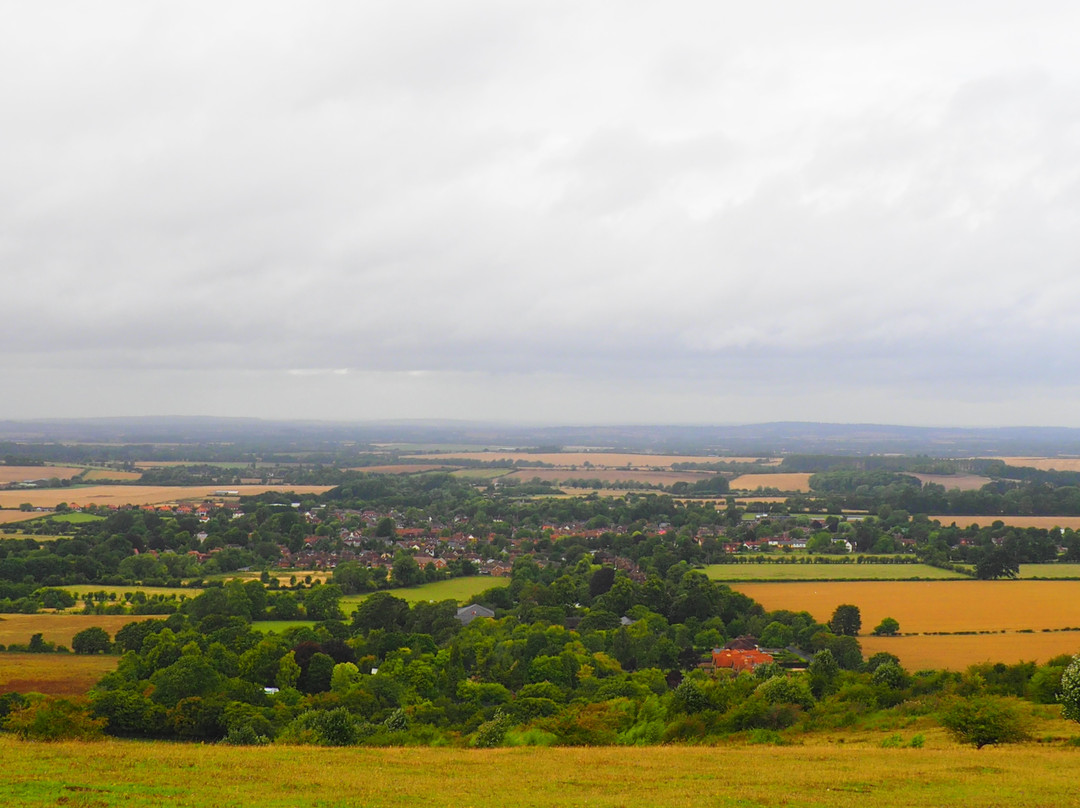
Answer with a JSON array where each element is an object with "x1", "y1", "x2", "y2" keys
[
  {"x1": 0, "y1": 653, "x2": 118, "y2": 697},
  {"x1": 860, "y1": 632, "x2": 1080, "y2": 671},
  {"x1": 733, "y1": 581, "x2": 1080, "y2": 636},
  {"x1": 347, "y1": 464, "x2": 455, "y2": 474},
  {"x1": 931, "y1": 515, "x2": 1080, "y2": 529},
  {"x1": 0, "y1": 466, "x2": 84, "y2": 483},
  {"x1": 0, "y1": 510, "x2": 49, "y2": 524},
  {"x1": 61, "y1": 585, "x2": 198, "y2": 599},
  {"x1": 990, "y1": 456, "x2": 1080, "y2": 472},
  {"x1": 451, "y1": 468, "x2": 515, "y2": 480},
  {"x1": 252, "y1": 620, "x2": 317, "y2": 633},
  {"x1": 1021, "y1": 564, "x2": 1080, "y2": 578},
  {"x1": 341, "y1": 577, "x2": 510, "y2": 611},
  {"x1": 81, "y1": 469, "x2": 142, "y2": 481},
  {"x1": 5, "y1": 735, "x2": 1080, "y2": 808},
  {"x1": 729, "y1": 472, "x2": 813, "y2": 492},
  {"x1": 704, "y1": 563, "x2": 964, "y2": 581},
  {"x1": 505, "y1": 468, "x2": 715, "y2": 486},
  {"x1": 0, "y1": 615, "x2": 159, "y2": 649},
  {"x1": 0, "y1": 484, "x2": 335, "y2": 510},
  {"x1": 412, "y1": 451, "x2": 778, "y2": 468},
  {"x1": 910, "y1": 473, "x2": 991, "y2": 491}
]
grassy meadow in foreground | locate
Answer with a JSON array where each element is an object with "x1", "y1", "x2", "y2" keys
[{"x1": 4, "y1": 735, "x2": 1080, "y2": 808}]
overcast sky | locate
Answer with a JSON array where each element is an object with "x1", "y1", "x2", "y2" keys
[{"x1": 4, "y1": 2, "x2": 1080, "y2": 426}]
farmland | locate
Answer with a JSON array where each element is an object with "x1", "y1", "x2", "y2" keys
[
  {"x1": 81, "y1": 469, "x2": 142, "y2": 481},
  {"x1": 703, "y1": 563, "x2": 965, "y2": 581},
  {"x1": 340, "y1": 576, "x2": 509, "y2": 610},
  {"x1": 909, "y1": 473, "x2": 992, "y2": 491},
  {"x1": 503, "y1": 468, "x2": 716, "y2": 486},
  {"x1": 0, "y1": 615, "x2": 159, "y2": 650},
  {"x1": 5, "y1": 735, "x2": 1080, "y2": 808},
  {"x1": 0, "y1": 511, "x2": 47, "y2": 524},
  {"x1": 61, "y1": 584, "x2": 198, "y2": 599},
  {"x1": 860, "y1": 632, "x2": 1080, "y2": 672},
  {"x1": 0, "y1": 484, "x2": 335, "y2": 510},
  {"x1": 0, "y1": 653, "x2": 117, "y2": 697},
  {"x1": 931, "y1": 515, "x2": 1080, "y2": 529},
  {"x1": 0, "y1": 466, "x2": 83, "y2": 483},
  {"x1": 990, "y1": 456, "x2": 1080, "y2": 472},
  {"x1": 728, "y1": 472, "x2": 813, "y2": 492},
  {"x1": 411, "y1": 451, "x2": 777, "y2": 468}
]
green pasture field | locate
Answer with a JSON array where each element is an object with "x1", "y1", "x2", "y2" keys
[
  {"x1": 31, "y1": 513, "x2": 105, "y2": 524},
  {"x1": 450, "y1": 468, "x2": 514, "y2": 479},
  {"x1": 4, "y1": 733, "x2": 1080, "y2": 808},
  {"x1": 341, "y1": 577, "x2": 510, "y2": 611},
  {"x1": 251, "y1": 620, "x2": 316, "y2": 633},
  {"x1": 0, "y1": 535, "x2": 69, "y2": 543},
  {"x1": 1021, "y1": 564, "x2": 1080, "y2": 579},
  {"x1": 703, "y1": 562, "x2": 966, "y2": 581}
]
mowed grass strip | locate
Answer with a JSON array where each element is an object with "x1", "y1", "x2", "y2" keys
[
  {"x1": 0, "y1": 615, "x2": 158, "y2": 649},
  {"x1": 731, "y1": 581, "x2": 1080, "y2": 635},
  {"x1": 0, "y1": 653, "x2": 117, "y2": 697},
  {"x1": 5, "y1": 737, "x2": 1080, "y2": 808},
  {"x1": 703, "y1": 563, "x2": 965, "y2": 581},
  {"x1": 860, "y1": 632, "x2": 1080, "y2": 671}
]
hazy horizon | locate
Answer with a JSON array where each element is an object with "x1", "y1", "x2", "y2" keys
[{"x1": 5, "y1": 3, "x2": 1079, "y2": 426}]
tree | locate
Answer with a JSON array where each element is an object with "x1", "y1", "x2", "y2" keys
[
  {"x1": 1060, "y1": 654, "x2": 1080, "y2": 723},
  {"x1": 830, "y1": 604, "x2": 862, "y2": 636},
  {"x1": 975, "y1": 546, "x2": 1019, "y2": 580},
  {"x1": 941, "y1": 697, "x2": 1030, "y2": 748},
  {"x1": 872, "y1": 617, "x2": 900, "y2": 636},
  {"x1": 72, "y1": 626, "x2": 111, "y2": 654}
]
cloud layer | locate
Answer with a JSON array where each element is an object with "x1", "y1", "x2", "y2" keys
[{"x1": 4, "y1": 2, "x2": 1079, "y2": 424}]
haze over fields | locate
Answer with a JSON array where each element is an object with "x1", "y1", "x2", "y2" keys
[{"x1": 3, "y1": 2, "x2": 1080, "y2": 426}]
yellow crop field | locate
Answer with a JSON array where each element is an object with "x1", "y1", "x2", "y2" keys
[
  {"x1": 0, "y1": 614, "x2": 160, "y2": 649},
  {"x1": 0, "y1": 510, "x2": 49, "y2": 524},
  {"x1": 989, "y1": 456, "x2": 1080, "y2": 472},
  {"x1": 0, "y1": 484, "x2": 335, "y2": 510},
  {"x1": 0, "y1": 653, "x2": 118, "y2": 697},
  {"x1": 412, "y1": 452, "x2": 777, "y2": 468},
  {"x1": 0, "y1": 466, "x2": 84, "y2": 483},
  {"x1": 729, "y1": 473, "x2": 813, "y2": 492},
  {"x1": 732, "y1": 581, "x2": 1080, "y2": 634},
  {"x1": 61, "y1": 584, "x2": 199, "y2": 599},
  {"x1": 910, "y1": 473, "x2": 991, "y2": 491},
  {"x1": 932, "y1": 515, "x2": 1080, "y2": 529},
  {"x1": 5, "y1": 736, "x2": 1080, "y2": 807},
  {"x1": 860, "y1": 633, "x2": 1080, "y2": 671}
]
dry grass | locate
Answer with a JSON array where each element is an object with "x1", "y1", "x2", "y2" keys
[
  {"x1": 910, "y1": 473, "x2": 991, "y2": 491},
  {"x1": 0, "y1": 484, "x2": 335, "y2": 509},
  {"x1": 5, "y1": 736, "x2": 1080, "y2": 807},
  {"x1": 0, "y1": 653, "x2": 118, "y2": 697},
  {"x1": 731, "y1": 581, "x2": 1080, "y2": 634},
  {"x1": 412, "y1": 452, "x2": 777, "y2": 468},
  {"x1": 932, "y1": 515, "x2": 1080, "y2": 529},
  {"x1": 729, "y1": 473, "x2": 813, "y2": 493},
  {"x1": 0, "y1": 466, "x2": 84, "y2": 483},
  {"x1": 0, "y1": 615, "x2": 160, "y2": 649},
  {"x1": 860, "y1": 632, "x2": 1080, "y2": 671}
]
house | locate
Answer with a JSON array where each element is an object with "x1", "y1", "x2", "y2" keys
[
  {"x1": 712, "y1": 647, "x2": 774, "y2": 674},
  {"x1": 455, "y1": 604, "x2": 495, "y2": 625}
]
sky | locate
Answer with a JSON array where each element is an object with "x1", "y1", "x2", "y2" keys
[{"x1": 4, "y1": 1, "x2": 1080, "y2": 426}]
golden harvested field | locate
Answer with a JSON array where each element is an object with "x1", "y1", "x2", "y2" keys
[
  {"x1": 732, "y1": 581, "x2": 1080, "y2": 634},
  {"x1": 860, "y1": 632, "x2": 1080, "y2": 671},
  {"x1": 6, "y1": 735, "x2": 1080, "y2": 808},
  {"x1": 989, "y1": 456, "x2": 1080, "y2": 472},
  {"x1": 0, "y1": 615, "x2": 160, "y2": 649},
  {"x1": 412, "y1": 452, "x2": 777, "y2": 468},
  {"x1": 932, "y1": 515, "x2": 1080, "y2": 529},
  {"x1": 0, "y1": 510, "x2": 50, "y2": 524},
  {"x1": 0, "y1": 653, "x2": 117, "y2": 697},
  {"x1": 347, "y1": 464, "x2": 454, "y2": 474},
  {"x1": 729, "y1": 472, "x2": 813, "y2": 492},
  {"x1": 705, "y1": 563, "x2": 964, "y2": 582},
  {"x1": 0, "y1": 484, "x2": 335, "y2": 509},
  {"x1": 62, "y1": 585, "x2": 199, "y2": 599},
  {"x1": 505, "y1": 469, "x2": 716, "y2": 486},
  {"x1": 81, "y1": 470, "x2": 142, "y2": 481},
  {"x1": 0, "y1": 466, "x2": 84, "y2": 483},
  {"x1": 910, "y1": 473, "x2": 991, "y2": 491}
]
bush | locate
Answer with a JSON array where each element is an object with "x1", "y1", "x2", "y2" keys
[
  {"x1": 1060, "y1": 655, "x2": 1080, "y2": 723},
  {"x1": 5, "y1": 697, "x2": 105, "y2": 741},
  {"x1": 940, "y1": 697, "x2": 1031, "y2": 749}
]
